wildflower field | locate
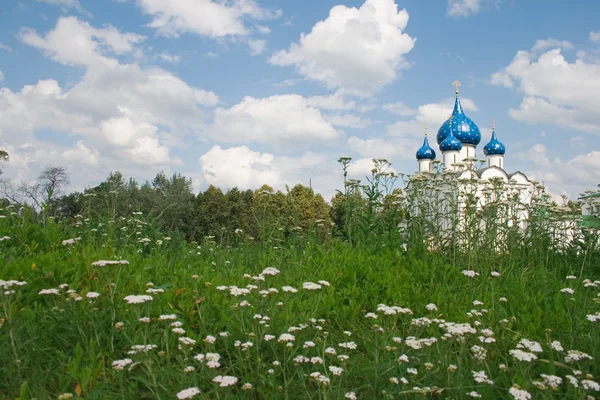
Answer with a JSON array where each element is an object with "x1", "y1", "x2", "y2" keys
[{"x1": 1, "y1": 205, "x2": 599, "y2": 400}]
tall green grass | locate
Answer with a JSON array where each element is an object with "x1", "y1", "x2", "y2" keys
[{"x1": 1, "y1": 200, "x2": 599, "y2": 399}]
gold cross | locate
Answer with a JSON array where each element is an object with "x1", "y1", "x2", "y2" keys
[
  {"x1": 492, "y1": 118, "x2": 495, "y2": 131},
  {"x1": 453, "y1": 80, "x2": 461, "y2": 94},
  {"x1": 424, "y1": 126, "x2": 428, "y2": 136}
]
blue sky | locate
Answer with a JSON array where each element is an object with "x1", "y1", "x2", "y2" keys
[{"x1": 0, "y1": 0, "x2": 599, "y2": 200}]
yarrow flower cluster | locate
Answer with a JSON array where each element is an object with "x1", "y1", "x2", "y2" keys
[
  {"x1": 112, "y1": 358, "x2": 133, "y2": 370},
  {"x1": 212, "y1": 375, "x2": 238, "y2": 387},
  {"x1": 462, "y1": 270, "x2": 480, "y2": 278},
  {"x1": 176, "y1": 387, "x2": 200, "y2": 399},
  {"x1": 303, "y1": 282, "x2": 322, "y2": 290},
  {"x1": 91, "y1": 260, "x2": 129, "y2": 267},
  {"x1": 124, "y1": 295, "x2": 153, "y2": 304}
]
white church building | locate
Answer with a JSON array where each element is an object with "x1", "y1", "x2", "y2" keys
[{"x1": 409, "y1": 81, "x2": 537, "y2": 241}]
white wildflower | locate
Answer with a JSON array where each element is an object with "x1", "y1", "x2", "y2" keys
[
  {"x1": 462, "y1": 270, "x2": 479, "y2": 278},
  {"x1": 123, "y1": 295, "x2": 152, "y2": 304},
  {"x1": 92, "y1": 260, "x2": 129, "y2": 267},
  {"x1": 509, "y1": 349, "x2": 538, "y2": 362},
  {"x1": 212, "y1": 375, "x2": 238, "y2": 387},
  {"x1": 112, "y1": 358, "x2": 133, "y2": 370},
  {"x1": 178, "y1": 337, "x2": 196, "y2": 346},
  {"x1": 338, "y1": 342, "x2": 357, "y2": 350},
  {"x1": 581, "y1": 380, "x2": 600, "y2": 391},
  {"x1": 278, "y1": 333, "x2": 295, "y2": 343},
  {"x1": 303, "y1": 282, "x2": 322, "y2": 290},
  {"x1": 39, "y1": 288, "x2": 60, "y2": 295},
  {"x1": 564, "y1": 350, "x2": 593, "y2": 363},
  {"x1": 509, "y1": 387, "x2": 531, "y2": 400},
  {"x1": 176, "y1": 387, "x2": 200, "y2": 399},
  {"x1": 204, "y1": 335, "x2": 216, "y2": 344}
]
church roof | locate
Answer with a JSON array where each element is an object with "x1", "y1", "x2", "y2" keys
[
  {"x1": 437, "y1": 87, "x2": 481, "y2": 147},
  {"x1": 483, "y1": 131, "x2": 506, "y2": 156},
  {"x1": 439, "y1": 130, "x2": 462, "y2": 152},
  {"x1": 416, "y1": 136, "x2": 436, "y2": 160}
]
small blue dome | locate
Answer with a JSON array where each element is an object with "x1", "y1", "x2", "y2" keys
[
  {"x1": 439, "y1": 131, "x2": 462, "y2": 152},
  {"x1": 437, "y1": 95, "x2": 481, "y2": 146},
  {"x1": 416, "y1": 137, "x2": 436, "y2": 160},
  {"x1": 483, "y1": 131, "x2": 506, "y2": 156}
]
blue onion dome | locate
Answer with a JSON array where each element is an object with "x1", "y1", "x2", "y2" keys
[
  {"x1": 437, "y1": 91, "x2": 482, "y2": 146},
  {"x1": 416, "y1": 136, "x2": 436, "y2": 160},
  {"x1": 483, "y1": 130, "x2": 506, "y2": 156},
  {"x1": 439, "y1": 131, "x2": 462, "y2": 152}
]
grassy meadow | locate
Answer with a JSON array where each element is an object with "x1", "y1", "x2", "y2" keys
[{"x1": 1, "y1": 204, "x2": 599, "y2": 400}]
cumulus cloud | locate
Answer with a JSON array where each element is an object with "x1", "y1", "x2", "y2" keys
[
  {"x1": 531, "y1": 38, "x2": 574, "y2": 54},
  {"x1": 0, "y1": 16, "x2": 219, "y2": 190},
  {"x1": 324, "y1": 113, "x2": 371, "y2": 129},
  {"x1": 590, "y1": 31, "x2": 600, "y2": 42},
  {"x1": 306, "y1": 92, "x2": 356, "y2": 111},
  {"x1": 157, "y1": 52, "x2": 181, "y2": 64},
  {"x1": 347, "y1": 157, "x2": 396, "y2": 178},
  {"x1": 270, "y1": 0, "x2": 415, "y2": 96},
  {"x1": 517, "y1": 143, "x2": 600, "y2": 198},
  {"x1": 347, "y1": 137, "x2": 399, "y2": 159},
  {"x1": 447, "y1": 0, "x2": 483, "y2": 17},
  {"x1": 18, "y1": 16, "x2": 145, "y2": 67},
  {"x1": 206, "y1": 94, "x2": 342, "y2": 149},
  {"x1": 248, "y1": 39, "x2": 267, "y2": 56},
  {"x1": 136, "y1": 0, "x2": 281, "y2": 38},
  {"x1": 199, "y1": 145, "x2": 341, "y2": 196},
  {"x1": 491, "y1": 45, "x2": 600, "y2": 133}
]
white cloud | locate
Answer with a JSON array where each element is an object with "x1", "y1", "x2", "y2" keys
[
  {"x1": 207, "y1": 94, "x2": 342, "y2": 149},
  {"x1": 590, "y1": 31, "x2": 600, "y2": 43},
  {"x1": 18, "y1": 16, "x2": 145, "y2": 67},
  {"x1": 324, "y1": 113, "x2": 371, "y2": 129},
  {"x1": 347, "y1": 136, "x2": 398, "y2": 159},
  {"x1": 136, "y1": 0, "x2": 281, "y2": 38},
  {"x1": 518, "y1": 143, "x2": 600, "y2": 198},
  {"x1": 0, "y1": 42, "x2": 12, "y2": 52},
  {"x1": 306, "y1": 91, "x2": 356, "y2": 110},
  {"x1": 200, "y1": 145, "x2": 280, "y2": 189},
  {"x1": 62, "y1": 140, "x2": 99, "y2": 166},
  {"x1": 531, "y1": 38, "x2": 574, "y2": 54},
  {"x1": 491, "y1": 46, "x2": 600, "y2": 133},
  {"x1": 447, "y1": 0, "x2": 483, "y2": 17},
  {"x1": 256, "y1": 25, "x2": 271, "y2": 34},
  {"x1": 199, "y1": 145, "x2": 341, "y2": 196},
  {"x1": 270, "y1": 0, "x2": 415, "y2": 96},
  {"x1": 347, "y1": 157, "x2": 396, "y2": 178},
  {"x1": 1, "y1": 16, "x2": 220, "y2": 193},
  {"x1": 157, "y1": 52, "x2": 181, "y2": 64},
  {"x1": 248, "y1": 39, "x2": 266, "y2": 56}
]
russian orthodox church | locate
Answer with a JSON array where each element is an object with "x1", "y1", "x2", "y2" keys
[{"x1": 409, "y1": 81, "x2": 537, "y2": 239}]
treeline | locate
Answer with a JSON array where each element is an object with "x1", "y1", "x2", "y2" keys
[
  {"x1": 0, "y1": 157, "x2": 408, "y2": 246},
  {"x1": 49, "y1": 171, "x2": 334, "y2": 243}
]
